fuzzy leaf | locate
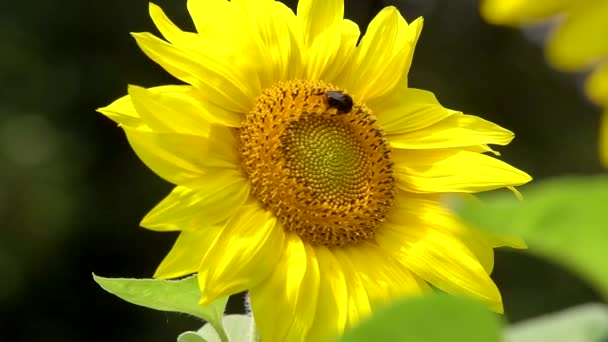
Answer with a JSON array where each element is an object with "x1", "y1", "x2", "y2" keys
[
  {"x1": 196, "y1": 315, "x2": 252, "y2": 342},
  {"x1": 457, "y1": 175, "x2": 608, "y2": 298},
  {"x1": 339, "y1": 294, "x2": 502, "y2": 342},
  {"x1": 505, "y1": 303, "x2": 608, "y2": 342},
  {"x1": 177, "y1": 331, "x2": 207, "y2": 342},
  {"x1": 93, "y1": 274, "x2": 228, "y2": 336}
]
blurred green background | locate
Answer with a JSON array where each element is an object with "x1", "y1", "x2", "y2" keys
[{"x1": 0, "y1": 0, "x2": 604, "y2": 340}]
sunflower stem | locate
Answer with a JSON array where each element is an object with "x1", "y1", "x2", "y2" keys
[{"x1": 215, "y1": 321, "x2": 230, "y2": 342}]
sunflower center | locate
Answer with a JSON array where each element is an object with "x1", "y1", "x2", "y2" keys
[
  {"x1": 239, "y1": 80, "x2": 395, "y2": 247},
  {"x1": 283, "y1": 117, "x2": 366, "y2": 204}
]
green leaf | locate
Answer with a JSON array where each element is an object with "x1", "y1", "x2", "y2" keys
[
  {"x1": 92, "y1": 274, "x2": 228, "y2": 339},
  {"x1": 177, "y1": 331, "x2": 207, "y2": 342},
  {"x1": 457, "y1": 175, "x2": 608, "y2": 298},
  {"x1": 338, "y1": 294, "x2": 502, "y2": 342},
  {"x1": 196, "y1": 315, "x2": 252, "y2": 342},
  {"x1": 505, "y1": 303, "x2": 608, "y2": 342}
]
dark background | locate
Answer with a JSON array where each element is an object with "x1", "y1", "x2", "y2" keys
[{"x1": 0, "y1": 0, "x2": 603, "y2": 340}]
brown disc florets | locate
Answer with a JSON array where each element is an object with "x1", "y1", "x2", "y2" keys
[{"x1": 239, "y1": 80, "x2": 395, "y2": 247}]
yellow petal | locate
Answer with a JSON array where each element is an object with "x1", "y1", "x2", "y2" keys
[
  {"x1": 457, "y1": 230, "x2": 495, "y2": 274},
  {"x1": 332, "y1": 248, "x2": 372, "y2": 328},
  {"x1": 600, "y1": 110, "x2": 608, "y2": 168},
  {"x1": 466, "y1": 144, "x2": 502, "y2": 156},
  {"x1": 388, "y1": 113, "x2": 514, "y2": 149},
  {"x1": 149, "y1": 3, "x2": 201, "y2": 48},
  {"x1": 341, "y1": 8, "x2": 423, "y2": 101},
  {"x1": 586, "y1": 62, "x2": 608, "y2": 106},
  {"x1": 412, "y1": 192, "x2": 527, "y2": 249},
  {"x1": 297, "y1": 0, "x2": 344, "y2": 80},
  {"x1": 131, "y1": 32, "x2": 258, "y2": 114},
  {"x1": 233, "y1": 0, "x2": 303, "y2": 82},
  {"x1": 319, "y1": 19, "x2": 361, "y2": 83},
  {"x1": 141, "y1": 171, "x2": 250, "y2": 231},
  {"x1": 186, "y1": 0, "x2": 275, "y2": 90},
  {"x1": 201, "y1": 124, "x2": 242, "y2": 169},
  {"x1": 123, "y1": 126, "x2": 238, "y2": 185},
  {"x1": 377, "y1": 222, "x2": 503, "y2": 312},
  {"x1": 187, "y1": 0, "x2": 244, "y2": 41},
  {"x1": 373, "y1": 88, "x2": 455, "y2": 134},
  {"x1": 250, "y1": 233, "x2": 320, "y2": 342},
  {"x1": 480, "y1": 0, "x2": 571, "y2": 26},
  {"x1": 154, "y1": 227, "x2": 223, "y2": 279},
  {"x1": 392, "y1": 149, "x2": 532, "y2": 193},
  {"x1": 547, "y1": 2, "x2": 608, "y2": 70},
  {"x1": 387, "y1": 192, "x2": 497, "y2": 273},
  {"x1": 187, "y1": 0, "x2": 229, "y2": 35},
  {"x1": 97, "y1": 94, "x2": 145, "y2": 129},
  {"x1": 98, "y1": 85, "x2": 242, "y2": 130},
  {"x1": 306, "y1": 246, "x2": 348, "y2": 342},
  {"x1": 344, "y1": 242, "x2": 428, "y2": 309},
  {"x1": 97, "y1": 85, "x2": 180, "y2": 129},
  {"x1": 126, "y1": 85, "x2": 213, "y2": 136},
  {"x1": 198, "y1": 202, "x2": 285, "y2": 304}
]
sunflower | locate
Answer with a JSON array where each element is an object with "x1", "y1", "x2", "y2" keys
[
  {"x1": 99, "y1": 0, "x2": 531, "y2": 340},
  {"x1": 481, "y1": 0, "x2": 608, "y2": 166}
]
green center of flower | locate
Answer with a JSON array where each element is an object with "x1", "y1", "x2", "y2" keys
[
  {"x1": 282, "y1": 117, "x2": 366, "y2": 205},
  {"x1": 239, "y1": 80, "x2": 395, "y2": 247}
]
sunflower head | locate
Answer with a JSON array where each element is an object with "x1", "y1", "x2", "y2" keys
[
  {"x1": 240, "y1": 79, "x2": 395, "y2": 247},
  {"x1": 98, "y1": 0, "x2": 531, "y2": 341}
]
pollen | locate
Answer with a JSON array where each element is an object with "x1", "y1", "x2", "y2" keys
[{"x1": 239, "y1": 80, "x2": 395, "y2": 247}]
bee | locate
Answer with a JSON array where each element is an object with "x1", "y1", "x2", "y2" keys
[{"x1": 326, "y1": 91, "x2": 353, "y2": 114}]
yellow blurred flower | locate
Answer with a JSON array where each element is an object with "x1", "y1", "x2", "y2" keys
[
  {"x1": 481, "y1": 0, "x2": 608, "y2": 166},
  {"x1": 99, "y1": 1, "x2": 531, "y2": 340}
]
